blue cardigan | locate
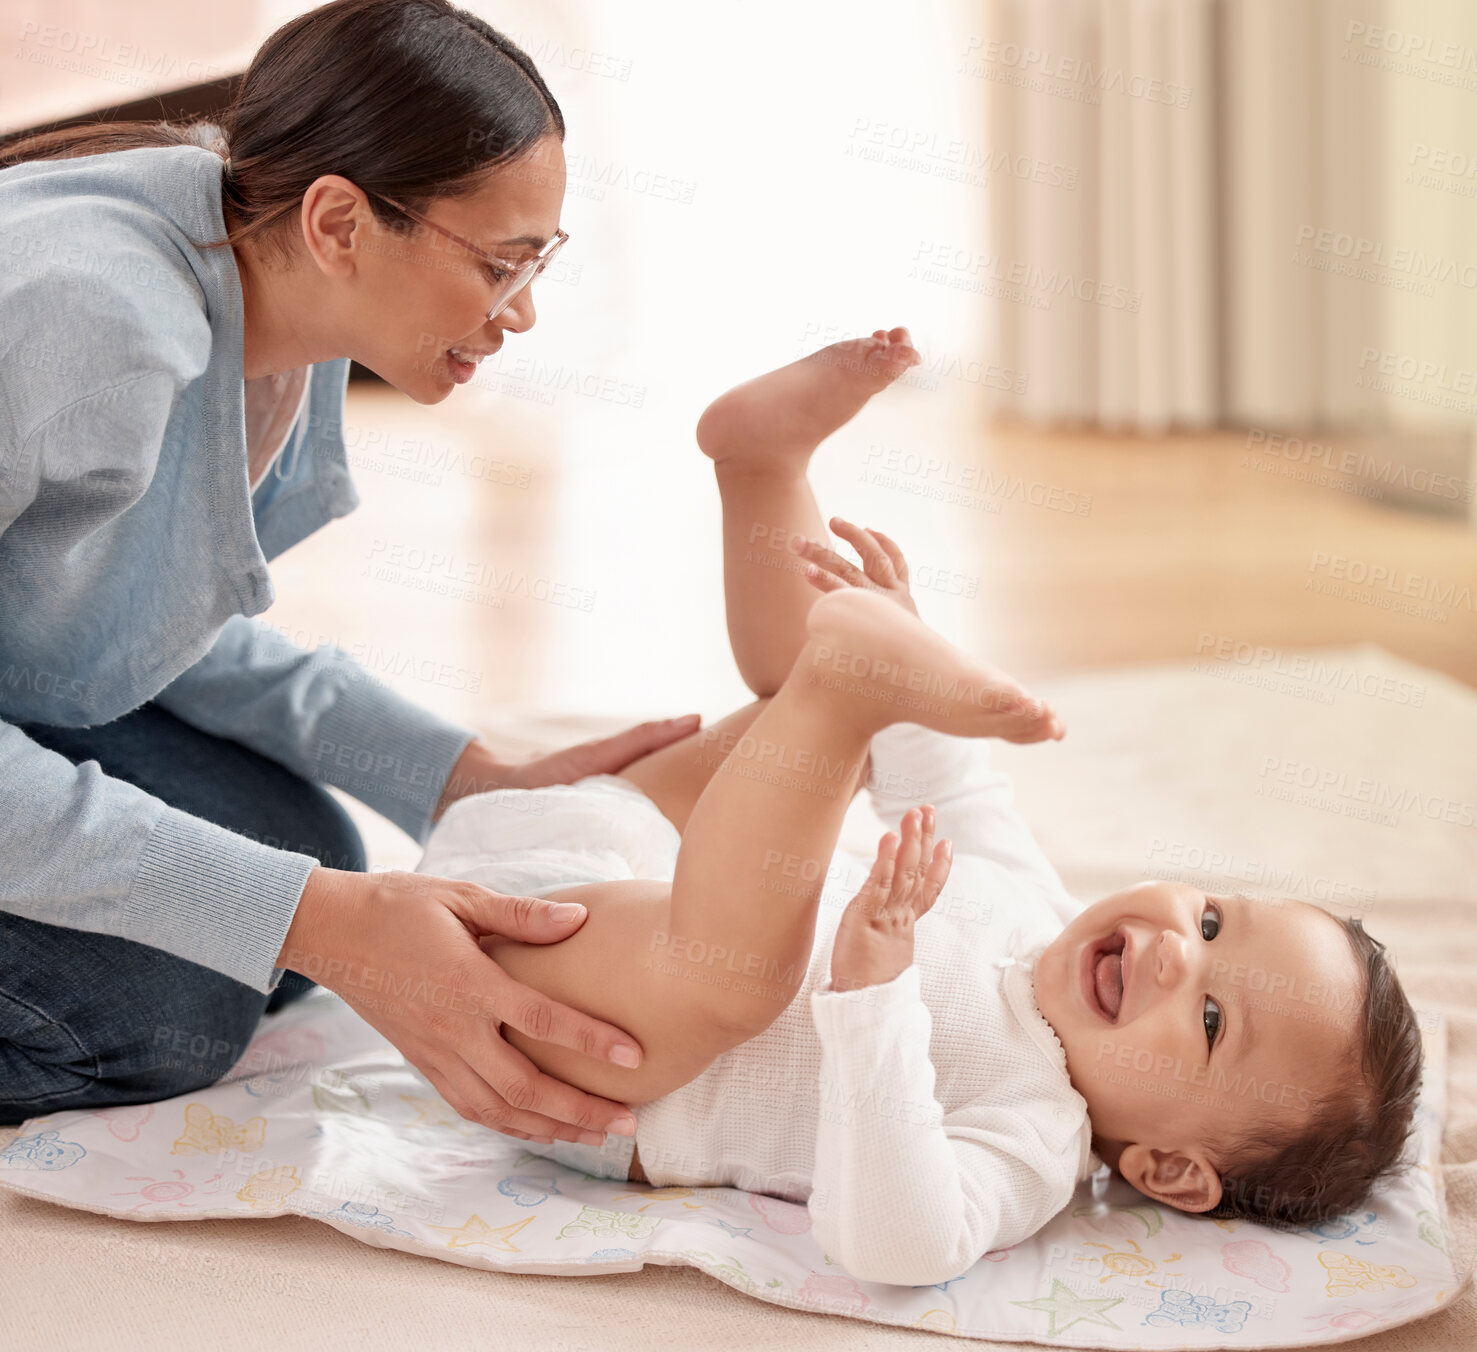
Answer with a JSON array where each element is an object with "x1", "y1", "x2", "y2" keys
[{"x1": 0, "y1": 145, "x2": 480, "y2": 994}]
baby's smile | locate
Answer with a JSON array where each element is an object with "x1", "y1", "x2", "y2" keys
[
  {"x1": 1081, "y1": 927, "x2": 1128, "y2": 1021},
  {"x1": 1031, "y1": 880, "x2": 1365, "y2": 1212}
]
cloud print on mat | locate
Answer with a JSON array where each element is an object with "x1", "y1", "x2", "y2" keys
[
  {"x1": 749, "y1": 1193, "x2": 811, "y2": 1233},
  {"x1": 1221, "y1": 1238, "x2": 1292, "y2": 1292}
]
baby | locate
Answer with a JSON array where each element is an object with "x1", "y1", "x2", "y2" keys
[{"x1": 416, "y1": 330, "x2": 1424, "y2": 1286}]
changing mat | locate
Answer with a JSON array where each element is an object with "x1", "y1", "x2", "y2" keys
[{"x1": 0, "y1": 985, "x2": 1463, "y2": 1348}]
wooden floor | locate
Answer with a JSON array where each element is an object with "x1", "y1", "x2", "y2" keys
[{"x1": 970, "y1": 423, "x2": 1477, "y2": 688}]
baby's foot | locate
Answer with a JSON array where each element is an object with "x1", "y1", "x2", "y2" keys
[
  {"x1": 696, "y1": 327, "x2": 921, "y2": 470},
  {"x1": 798, "y1": 589, "x2": 1065, "y2": 745}
]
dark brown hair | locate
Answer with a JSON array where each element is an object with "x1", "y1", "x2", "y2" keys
[
  {"x1": 0, "y1": 0, "x2": 563, "y2": 262},
  {"x1": 1207, "y1": 914, "x2": 1424, "y2": 1228}
]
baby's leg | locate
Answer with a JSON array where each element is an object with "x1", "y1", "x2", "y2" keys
[
  {"x1": 615, "y1": 328, "x2": 919, "y2": 829},
  {"x1": 662, "y1": 590, "x2": 1058, "y2": 1030},
  {"x1": 617, "y1": 700, "x2": 768, "y2": 834},
  {"x1": 697, "y1": 327, "x2": 920, "y2": 696},
  {"x1": 486, "y1": 590, "x2": 1059, "y2": 1105}
]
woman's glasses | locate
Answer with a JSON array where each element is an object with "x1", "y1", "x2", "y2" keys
[{"x1": 364, "y1": 188, "x2": 568, "y2": 321}]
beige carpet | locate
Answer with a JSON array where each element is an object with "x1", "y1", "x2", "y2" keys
[{"x1": 3, "y1": 645, "x2": 1473, "y2": 1351}]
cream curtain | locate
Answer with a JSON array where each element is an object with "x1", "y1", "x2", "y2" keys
[{"x1": 980, "y1": 0, "x2": 1477, "y2": 441}]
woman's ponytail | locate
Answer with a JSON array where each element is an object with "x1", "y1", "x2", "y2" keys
[{"x1": 0, "y1": 0, "x2": 563, "y2": 260}]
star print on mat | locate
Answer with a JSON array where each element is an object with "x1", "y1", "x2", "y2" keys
[{"x1": 1011, "y1": 1279, "x2": 1124, "y2": 1335}]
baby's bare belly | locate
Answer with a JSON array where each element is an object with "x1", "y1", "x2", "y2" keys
[{"x1": 628, "y1": 1141, "x2": 648, "y2": 1182}]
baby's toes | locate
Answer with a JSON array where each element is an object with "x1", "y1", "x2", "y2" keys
[
  {"x1": 1016, "y1": 701, "x2": 1064, "y2": 743},
  {"x1": 994, "y1": 694, "x2": 1057, "y2": 744},
  {"x1": 867, "y1": 338, "x2": 919, "y2": 378}
]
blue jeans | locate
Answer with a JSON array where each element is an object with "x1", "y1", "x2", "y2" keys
[{"x1": 0, "y1": 702, "x2": 368, "y2": 1126}]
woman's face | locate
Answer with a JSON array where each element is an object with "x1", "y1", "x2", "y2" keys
[{"x1": 340, "y1": 133, "x2": 568, "y2": 404}]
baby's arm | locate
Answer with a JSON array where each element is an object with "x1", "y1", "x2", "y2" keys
[{"x1": 810, "y1": 826, "x2": 1072, "y2": 1285}]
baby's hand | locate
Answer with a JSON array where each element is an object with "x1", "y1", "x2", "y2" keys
[
  {"x1": 827, "y1": 806, "x2": 951, "y2": 993},
  {"x1": 792, "y1": 518, "x2": 919, "y2": 617}
]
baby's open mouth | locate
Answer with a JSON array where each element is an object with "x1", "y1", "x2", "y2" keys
[{"x1": 1087, "y1": 931, "x2": 1126, "y2": 1021}]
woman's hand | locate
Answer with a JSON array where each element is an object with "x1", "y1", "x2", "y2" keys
[
  {"x1": 827, "y1": 806, "x2": 951, "y2": 993},
  {"x1": 278, "y1": 867, "x2": 644, "y2": 1145},
  {"x1": 791, "y1": 517, "x2": 919, "y2": 616},
  {"x1": 433, "y1": 714, "x2": 702, "y2": 823}
]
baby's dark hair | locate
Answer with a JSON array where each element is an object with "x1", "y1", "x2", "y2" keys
[{"x1": 1206, "y1": 914, "x2": 1423, "y2": 1228}]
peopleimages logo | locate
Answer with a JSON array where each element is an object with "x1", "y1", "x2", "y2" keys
[
  {"x1": 957, "y1": 35, "x2": 1194, "y2": 109},
  {"x1": 1294, "y1": 224, "x2": 1477, "y2": 289},
  {"x1": 1193, "y1": 633, "x2": 1427, "y2": 707},
  {"x1": 1145, "y1": 837, "x2": 1377, "y2": 911},
  {"x1": 1359, "y1": 344, "x2": 1477, "y2": 393},
  {"x1": 1344, "y1": 21, "x2": 1477, "y2": 70},
  {"x1": 1245, "y1": 426, "x2": 1470, "y2": 503},
  {"x1": 1258, "y1": 757, "x2": 1475, "y2": 828},
  {"x1": 1307, "y1": 552, "x2": 1475, "y2": 613},
  {"x1": 909, "y1": 241, "x2": 1141, "y2": 312}
]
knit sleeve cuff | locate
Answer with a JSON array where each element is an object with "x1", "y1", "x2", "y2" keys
[
  {"x1": 307, "y1": 671, "x2": 480, "y2": 845},
  {"x1": 810, "y1": 962, "x2": 923, "y2": 1027},
  {"x1": 127, "y1": 807, "x2": 320, "y2": 995}
]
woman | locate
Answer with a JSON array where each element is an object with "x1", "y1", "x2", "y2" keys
[{"x1": 0, "y1": 0, "x2": 697, "y2": 1149}]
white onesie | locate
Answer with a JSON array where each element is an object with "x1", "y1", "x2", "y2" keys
[{"x1": 416, "y1": 722, "x2": 1102, "y2": 1287}]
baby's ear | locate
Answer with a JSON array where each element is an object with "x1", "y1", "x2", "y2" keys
[{"x1": 1117, "y1": 1144, "x2": 1222, "y2": 1213}]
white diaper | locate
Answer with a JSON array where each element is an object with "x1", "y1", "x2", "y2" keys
[
  {"x1": 416, "y1": 773, "x2": 682, "y2": 897},
  {"x1": 416, "y1": 774, "x2": 666, "y2": 1183}
]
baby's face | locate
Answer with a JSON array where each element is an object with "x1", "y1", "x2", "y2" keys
[{"x1": 1033, "y1": 881, "x2": 1362, "y2": 1205}]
